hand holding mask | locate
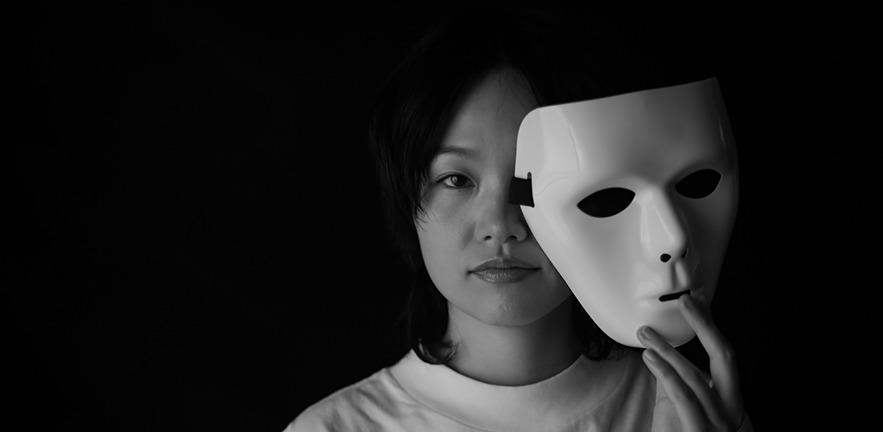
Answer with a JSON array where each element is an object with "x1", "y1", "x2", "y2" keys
[{"x1": 511, "y1": 78, "x2": 739, "y2": 348}]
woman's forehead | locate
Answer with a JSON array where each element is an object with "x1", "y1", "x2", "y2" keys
[{"x1": 440, "y1": 69, "x2": 537, "y2": 154}]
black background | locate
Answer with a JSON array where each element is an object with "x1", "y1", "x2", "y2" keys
[{"x1": 8, "y1": 1, "x2": 879, "y2": 431}]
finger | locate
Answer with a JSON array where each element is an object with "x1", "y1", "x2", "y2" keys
[
  {"x1": 679, "y1": 294, "x2": 744, "y2": 419},
  {"x1": 638, "y1": 326, "x2": 730, "y2": 428},
  {"x1": 642, "y1": 348, "x2": 710, "y2": 432},
  {"x1": 680, "y1": 294, "x2": 741, "y2": 406}
]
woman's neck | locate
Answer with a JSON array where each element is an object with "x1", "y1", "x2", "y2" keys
[{"x1": 442, "y1": 296, "x2": 584, "y2": 386}]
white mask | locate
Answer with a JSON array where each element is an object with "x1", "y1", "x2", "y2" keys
[{"x1": 510, "y1": 78, "x2": 738, "y2": 347}]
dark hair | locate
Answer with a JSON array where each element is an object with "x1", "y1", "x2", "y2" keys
[{"x1": 368, "y1": 6, "x2": 630, "y2": 364}]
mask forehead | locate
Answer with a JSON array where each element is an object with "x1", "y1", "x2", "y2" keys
[
  {"x1": 572, "y1": 79, "x2": 731, "y2": 184},
  {"x1": 515, "y1": 78, "x2": 735, "y2": 189}
]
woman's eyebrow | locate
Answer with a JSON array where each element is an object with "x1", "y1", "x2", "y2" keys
[{"x1": 436, "y1": 145, "x2": 479, "y2": 158}]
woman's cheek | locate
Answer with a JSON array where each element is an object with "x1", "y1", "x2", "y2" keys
[{"x1": 425, "y1": 187, "x2": 473, "y2": 223}]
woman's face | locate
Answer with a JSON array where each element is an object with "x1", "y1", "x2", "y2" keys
[{"x1": 415, "y1": 68, "x2": 572, "y2": 327}]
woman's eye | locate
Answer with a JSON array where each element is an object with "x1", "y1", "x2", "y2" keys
[
  {"x1": 675, "y1": 169, "x2": 722, "y2": 199},
  {"x1": 577, "y1": 187, "x2": 635, "y2": 218},
  {"x1": 440, "y1": 174, "x2": 473, "y2": 189}
]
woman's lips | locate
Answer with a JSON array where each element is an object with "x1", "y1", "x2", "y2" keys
[
  {"x1": 471, "y1": 267, "x2": 539, "y2": 284},
  {"x1": 469, "y1": 256, "x2": 540, "y2": 284}
]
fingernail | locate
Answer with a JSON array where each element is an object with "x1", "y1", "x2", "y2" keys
[{"x1": 640, "y1": 326, "x2": 655, "y2": 340}]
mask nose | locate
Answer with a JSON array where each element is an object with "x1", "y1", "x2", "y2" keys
[
  {"x1": 660, "y1": 248, "x2": 688, "y2": 263},
  {"x1": 641, "y1": 190, "x2": 688, "y2": 264}
]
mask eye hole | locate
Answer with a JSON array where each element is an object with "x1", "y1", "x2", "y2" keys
[
  {"x1": 577, "y1": 188, "x2": 635, "y2": 218},
  {"x1": 675, "y1": 169, "x2": 722, "y2": 199}
]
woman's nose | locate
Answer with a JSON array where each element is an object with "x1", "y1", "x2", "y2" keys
[{"x1": 475, "y1": 186, "x2": 529, "y2": 244}]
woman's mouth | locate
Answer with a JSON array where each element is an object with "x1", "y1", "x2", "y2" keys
[
  {"x1": 471, "y1": 267, "x2": 539, "y2": 284},
  {"x1": 469, "y1": 256, "x2": 540, "y2": 284}
]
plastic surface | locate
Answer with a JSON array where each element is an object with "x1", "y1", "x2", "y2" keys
[{"x1": 512, "y1": 78, "x2": 738, "y2": 347}]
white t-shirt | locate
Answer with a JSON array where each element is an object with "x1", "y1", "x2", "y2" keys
[{"x1": 285, "y1": 349, "x2": 752, "y2": 431}]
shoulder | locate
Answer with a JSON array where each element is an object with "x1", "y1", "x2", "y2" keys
[{"x1": 282, "y1": 365, "x2": 420, "y2": 432}]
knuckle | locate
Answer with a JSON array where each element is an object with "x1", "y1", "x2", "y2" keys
[
  {"x1": 717, "y1": 345, "x2": 737, "y2": 364},
  {"x1": 688, "y1": 368, "x2": 709, "y2": 385},
  {"x1": 657, "y1": 365, "x2": 678, "y2": 380},
  {"x1": 669, "y1": 385, "x2": 697, "y2": 404}
]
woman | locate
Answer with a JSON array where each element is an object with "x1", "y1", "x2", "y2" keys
[{"x1": 286, "y1": 7, "x2": 750, "y2": 431}]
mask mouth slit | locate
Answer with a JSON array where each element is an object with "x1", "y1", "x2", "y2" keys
[{"x1": 659, "y1": 289, "x2": 691, "y2": 302}]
